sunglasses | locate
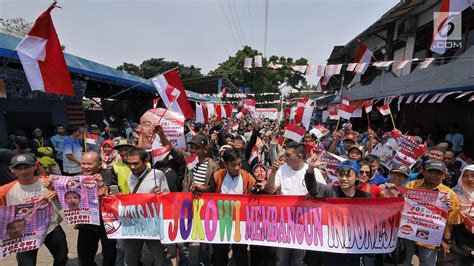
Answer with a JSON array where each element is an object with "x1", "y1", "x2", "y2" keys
[{"x1": 360, "y1": 170, "x2": 371, "y2": 175}]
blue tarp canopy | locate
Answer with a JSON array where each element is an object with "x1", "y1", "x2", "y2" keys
[{"x1": 0, "y1": 32, "x2": 218, "y2": 102}]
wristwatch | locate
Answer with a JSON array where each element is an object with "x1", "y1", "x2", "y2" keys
[{"x1": 442, "y1": 237, "x2": 452, "y2": 245}]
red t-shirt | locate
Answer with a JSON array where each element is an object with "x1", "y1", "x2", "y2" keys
[{"x1": 357, "y1": 183, "x2": 382, "y2": 198}]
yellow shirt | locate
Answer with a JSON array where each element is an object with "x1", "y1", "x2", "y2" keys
[{"x1": 405, "y1": 179, "x2": 462, "y2": 249}]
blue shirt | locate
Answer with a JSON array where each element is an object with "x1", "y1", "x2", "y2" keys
[
  {"x1": 50, "y1": 134, "x2": 65, "y2": 160},
  {"x1": 62, "y1": 136, "x2": 82, "y2": 174},
  {"x1": 368, "y1": 171, "x2": 390, "y2": 185}
]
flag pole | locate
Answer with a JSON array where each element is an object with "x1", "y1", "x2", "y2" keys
[
  {"x1": 107, "y1": 67, "x2": 179, "y2": 99},
  {"x1": 83, "y1": 133, "x2": 87, "y2": 152},
  {"x1": 334, "y1": 117, "x2": 341, "y2": 132},
  {"x1": 366, "y1": 112, "x2": 371, "y2": 130},
  {"x1": 389, "y1": 111, "x2": 397, "y2": 130},
  {"x1": 277, "y1": 137, "x2": 287, "y2": 158}
]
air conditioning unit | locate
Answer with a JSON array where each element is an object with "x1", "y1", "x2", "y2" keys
[{"x1": 397, "y1": 17, "x2": 417, "y2": 39}]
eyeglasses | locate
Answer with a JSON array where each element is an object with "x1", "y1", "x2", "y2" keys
[{"x1": 360, "y1": 170, "x2": 371, "y2": 175}]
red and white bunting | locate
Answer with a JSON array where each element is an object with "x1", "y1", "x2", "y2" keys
[
  {"x1": 437, "y1": 91, "x2": 461, "y2": 103},
  {"x1": 428, "y1": 93, "x2": 442, "y2": 103},
  {"x1": 405, "y1": 95, "x2": 415, "y2": 104},
  {"x1": 346, "y1": 63, "x2": 358, "y2": 72},
  {"x1": 325, "y1": 64, "x2": 342, "y2": 76},
  {"x1": 354, "y1": 63, "x2": 368, "y2": 74},
  {"x1": 254, "y1": 55, "x2": 263, "y2": 68},
  {"x1": 373, "y1": 61, "x2": 393, "y2": 68},
  {"x1": 419, "y1": 58, "x2": 435, "y2": 69},
  {"x1": 151, "y1": 145, "x2": 171, "y2": 162},
  {"x1": 364, "y1": 100, "x2": 373, "y2": 113},
  {"x1": 419, "y1": 94, "x2": 431, "y2": 103},
  {"x1": 291, "y1": 65, "x2": 307, "y2": 73},
  {"x1": 377, "y1": 104, "x2": 391, "y2": 116},
  {"x1": 284, "y1": 123, "x2": 306, "y2": 142},
  {"x1": 268, "y1": 62, "x2": 283, "y2": 69},
  {"x1": 195, "y1": 103, "x2": 208, "y2": 124},
  {"x1": 414, "y1": 94, "x2": 425, "y2": 103},
  {"x1": 185, "y1": 153, "x2": 199, "y2": 170},
  {"x1": 469, "y1": 95, "x2": 474, "y2": 102},
  {"x1": 397, "y1": 96, "x2": 404, "y2": 111},
  {"x1": 396, "y1": 60, "x2": 410, "y2": 70},
  {"x1": 206, "y1": 103, "x2": 215, "y2": 119},
  {"x1": 305, "y1": 64, "x2": 314, "y2": 75},
  {"x1": 353, "y1": 42, "x2": 373, "y2": 74},
  {"x1": 316, "y1": 65, "x2": 326, "y2": 77},
  {"x1": 456, "y1": 91, "x2": 473, "y2": 99}
]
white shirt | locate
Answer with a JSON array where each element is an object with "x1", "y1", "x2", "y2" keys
[
  {"x1": 275, "y1": 163, "x2": 326, "y2": 195},
  {"x1": 129, "y1": 169, "x2": 170, "y2": 194},
  {"x1": 446, "y1": 133, "x2": 464, "y2": 152},
  {"x1": 221, "y1": 172, "x2": 243, "y2": 195}
]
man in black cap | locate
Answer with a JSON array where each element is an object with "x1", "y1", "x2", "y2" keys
[{"x1": 0, "y1": 153, "x2": 68, "y2": 265}]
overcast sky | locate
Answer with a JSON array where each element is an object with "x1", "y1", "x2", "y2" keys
[{"x1": 2, "y1": 0, "x2": 399, "y2": 84}]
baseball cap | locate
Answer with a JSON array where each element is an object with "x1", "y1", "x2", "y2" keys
[
  {"x1": 344, "y1": 133, "x2": 357, "y2": 142},
  {"x1": 10, "y1": 153, "x2": 36, "y2": 168},
  {"x1": 390, "y1": 163, "x2": 410, "y2": 177},
  {"x1": 188, "y1": 135, "x2": 208, "y2": 148},
  {"x1": 90, "y1": 124, "x2": 99, "y2": 130},
  {"x1": 337, "y1": 160, "x2": 360, "y2": 175},
  {"x1": 234, "y1": 135, "x2": 247, "y2": 144},
  {"x1": 114, "y1": 138, "x2": 135, "y2": 150},
  {"x1": 348, "y1": 145, "x2": 364, "y2": 155},
  {"x1": 425, "y1": 160, "x2": 447, "y2": 173}
]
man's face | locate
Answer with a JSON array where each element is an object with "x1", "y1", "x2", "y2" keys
[
  {"x1": 337, "y1": 169, "x2": 357, "y2": 190},
  {"x1": 189, "y1": 143, "x2": 206, "y2": 157},
  {"x1": 7, "y1": 220, "x2": 26, "y2": 239},
  {"x1": 232, "y1": 139, "x2": 245, "y2": 150},
  {"x1": 137, "y1": 111, "x2": 159, "y2": 150},
  {"x1": 33, "y1": 129, "x2": 42, "y2": 138},
  {"x1": 304, "y1": 133, "x2": 312, "y2": 142},
  {"x1": 57, "y1": 126, "x2": 65, "y2": 135},
  {"x1": 118, "y1": 146, "x2": 133, "y2": 159},
  {"x1": 343, "y1": 140, "x2": 355, "y2": 150},
  {"x1": 285, "y1": 148, "x2": 301, "y2": 169},
  {"x1": 65, "y1": 192, "x2": 81, "y2": 210},
  {"x1": 224, "y1": 157, "x2": 242, "y2": 177},
  {"x1": 10, "y1": 164, "x2": 36, "y2": 181},
  {"x1": 226, "y1": 137, "x2": 233, "y2": 145},
  {"x1": 424, "y1": 169, "x2": 446, "y2": 187},
  {"x1": 444, "y1": 151, "x2": 456, "y2": 166},
  {"x1": 428, "y1": 150, "x2": 445, "y2": 161},
  {"x1": 127, "y1": 155, "x2": 147, "y2": 175},
  {"x1": 369, "y1": 161, "x2": 380, "y2": 176},
  {"x1": 80, "y1": 155, "x2": 100, "y2": 175},
  {"x1": 390, "y1": 172, "x2": 408, "y2": 187},
  {"x1": 348, "y1": 149, "x2": 362, "y2": 162}
]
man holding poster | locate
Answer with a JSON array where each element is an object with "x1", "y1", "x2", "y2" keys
[
  {"x1": 403, "y1": 160, "x2": 462, "y2": 266},
  {"x1": 0, "y1": 153, "x2": 68, "y2": 264}
]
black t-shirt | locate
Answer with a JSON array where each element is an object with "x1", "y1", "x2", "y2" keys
[{"x1": 333, "y1": 186, "x2": 371, "y2": 198}]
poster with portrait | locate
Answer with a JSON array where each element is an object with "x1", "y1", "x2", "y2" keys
[
  {"x1": 52, "y1": 175, "x2": 100, "y2": 225},
  {"x1": 0, "y1": 201, "x2": 53, "y2": 259},
  {"x1": 137, "y1": 108, "x2": 186, "y2": 150}
]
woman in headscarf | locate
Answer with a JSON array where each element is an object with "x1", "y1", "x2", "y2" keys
[{"x1": 100, "y1": 140, "x2": 121, "y2": 169}]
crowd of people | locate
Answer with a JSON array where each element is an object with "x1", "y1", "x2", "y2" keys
[{"x1": 0, "y1": 112, "x2": 472, "y2": 266}]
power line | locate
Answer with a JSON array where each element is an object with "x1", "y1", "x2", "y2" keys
[
  {"x1": 226, "y1": 0, "x2": 246, "y2": 46},
  {"x1": 217, "y1": 0, "x2": 241, "y2": 49},
  {"x1": 264, "y1": 0, "x2": 269, "y2": 56},
  {"x1": 246, "y1": 0, "x2": 256, "y2": 48}
]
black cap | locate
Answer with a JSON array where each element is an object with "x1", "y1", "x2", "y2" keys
[
  {"x1": 188, "y1": 135, "x2": 208, "y2": 148},
  {"x1": 390, "y1": 163, "x2": 410, "y2": 177},
  {"x1": 425, "y1": 160, "x2": 447, "y2": 173},
  {"x1": 10, "y1": 153, "x2": 36, "y2": 168}
]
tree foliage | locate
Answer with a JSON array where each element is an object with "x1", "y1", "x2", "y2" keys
[
  {"x1": 211, "y1": 46, "x2": 308, "y2": 100},
  {"x1": 0, "y1": 18, "x2": 32, "y2": 38},
  {"x1": 117, "y1": 58, "x2": 203, "y2": 79}
]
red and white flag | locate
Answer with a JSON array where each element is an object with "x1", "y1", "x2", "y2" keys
[
  {"x1": 431, "y1": 0, "x2": 470, "y2": 54},
  {"x1": 153, "y1": 98, "x2": 160, "y2": 108},
  {"x1": 244, "y1": 58, "x2": 253, "y2": 69},
  {"x1": 353, "y1": 42, "x2": 373, "y2": 74},
  {"x1": 15, "y1": 5, "x2": 74, "y2": 96},
  {"x1": 296, "y1": 98, "x2": 310, "y2": 107},
  {"x1": 294, "y1": 104, "x2": 314, "y2": 130},
  {"x1": 305, "y1": 64, "x2": 314, "y2": 75},
  {"x1": 151, "y1": 69, "x2": 194, "y2": 119},
  {"x1": 364, "y1": 100, "x2": 373, "y2": 113},
  {"x1": 235, "y1": 108, "x2": 249, "y2": 120},
  {"x1": 248, "y1": 146, "x2": 259, "y2": 164},
  {"x1": 230, "y1": 121, "x2": 240, "y2": 131},
  {"x1": 206, "y1": 103, "x2": 215, "y2": 119},
  {"x1": 195, "y1": 102, "x2": 208, "y2": 124},
  {"x1": 396, "y1": 60, "x2": 410, "y2": 70},
  {"x1": 378, "y1": 104, "x2": 391, "y2": 116},
  {"x1": 309, "y1": 125, "x2": 329, "y2": 139},
  {"x1": 373, "y1": 61, "x2": 393, "y2": 68},
  {"x1": 316, "y1": 77, "x2": 327, "y2": 92},
  {"x1": 316, "y1": 65, "x2": 326, "y2": 77},
  {"x1": 268, "y1": 62, "x2": 283, "y2": 69},
  {"x1": 284, "y1": 123, "x2": 306, "y2": 142},
  {"x1": 419, "y1": 58, "x2": 435, "y2": 69},
  {"x1": 151, "y1": 145, "x2": 171, "y2": 162},
  {"x1": 338, "y1": 103, "x2": 354, "y2": 120},
  {"x1": 346, "y1": 63, "x2": 358, "y2": 72},
  {"x1": 325, "y1": 64, "x2": 342, "y2": 76},
  {"x1": 342, "y1": 96, "x2": 350, "y2": 106},
  {"x1": 329, "y1": 109, "x2": 339, "y2": 120},
  {"x1": 291, "y1": 65, "x2": 307, "y2": 73},
  {"x1": 243, "y1": 99, "x2": 256, "y2": 111},
  {"x1": 186, "y1": 153, "x2": 199, "y2": 170},
  {"x1": 254, "y1": 55, "x2": 262, "y2": 68},
  {"x1": 84, "y1": 133, "x2": 98, "y2": 145}
]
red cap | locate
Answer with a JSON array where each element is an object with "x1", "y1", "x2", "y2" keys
[{"x1": 344, "y1": 133, "x2": 357, "y2": 142}]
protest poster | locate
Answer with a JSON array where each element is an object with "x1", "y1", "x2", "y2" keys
[
  {"x1": 102, "y1": 192, "x2": 404, "y2": 254},
  {"x1": 137, "y1": 108, "x2": 186, "y2": 150},
  {"x1": 0, "y1": 201, "x2": 52, "y2": 259},
  {"x1": 52, "y1": 175, "x2": 100, "y2": 225},
  {"x1": 255, "y1": 108, "x2": 278, "y2": 120},
  {"x1": 398, "y1": 188, "x2": 449, "y2": 246},
  {"x1": 319, "y1": 152, "x2": 346, "y2": 183}
]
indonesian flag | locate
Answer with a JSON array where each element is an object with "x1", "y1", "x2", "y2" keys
[
  {"x1": 268, "y1": 62, "x2": 283, "y2": 69},
  {"x1": 153, "y1": 98, "x2": 160, "y2": 108},
  {"x1": 316, "y1": 77, "x2": 327, "y2": 92},
  {"x1": 364, "y1": 100, "x2": 373, "y2": 113},
  {"x1": 84, "y1": 133, "x2": 98, "y2": 145},
  {"x1": 15, "y1": 5, "x2": 74, "y2": 96},
  {"x1": 195, "y1": 103, "x2": 208, "y2": 124},
  {"x1": 309, "y1": 125, "x2": 329, "y2": 139},
  {"x1": 284, "y1": 123, "x2": 306, "y2": 142},
  {"x1": 325, "y1": 64, "x2": 342, "y2": 76},
  {"x1": 186, "y1": 153, "x2": 199, "y2": 170},
  {"x1": 293, "y1": 105, "x2": 313, "y2": 130},
  {"x1": 291, "y1": 65, "x2": 307, "y2": 73},
  {"x1": 215, "y1": 104, "x2": 232, "y2": 120},
  {"x1": 354, "y1": 42, "x2": 373, "y2": 74},
  {"x1": 346, "y1": 63, "x2": 358, "y2": 72},
  {"x1": 342, "y1": 96, "x2": 350, "y2": 106},
  {"x1": 378, "y1": 104, "x2": 391, "y2": 116},
  {"x1": 305, "y1": 64, "x2": 314, "y2": 75},
  {"x1": 396, "y1": 60, "x2": 410, "y2": 70},
  {"x1": 373, "y1": 61, "x2": 393, "y2": 68},
  {"x1": 316, "y1": 65, "x2": 326, "y2": 77},
  {"x1": 235, "y1": 108, "x2": 249, "y2": 119},
  {"x1": 230, "y1": 121, "x2": 240, "y2": 131},
  {"x1": 329, "y1": 109, "x2": 339, "y2": 120},
  {"x1": 243, "y1": 99, "x2": 256, "y2": 111},
  {"x1": 151, "y1": 69, "x2": 194, "y2": 119},
  {"x1": 151, "y1": 145, "x2": 171, "y2": 162},
  {"x1": 289, "y1": 107, "x2": 298, "y2": 121},
  {"x1": 296, "y1": 98, "x2": 310, "y2": 107},
  {"x1": 254, "y1": 55, "x2": 263, "y2": 68},
  {"x1": 248, "y1": 146, "x2": 259, "y2": 164},
  {"x1": 206, "y1": 103, "x2": 215, "y2": 119},
  {"x1": 431, "y1": 0, "x2": 470, "y2": 54},
  {"x1": 338, "y1": 103, "x2": 354, "y2": 120}
]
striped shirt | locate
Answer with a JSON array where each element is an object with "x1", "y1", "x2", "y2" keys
[{"x1": 192, "y1": 161, "x2": 209, "y2": 185}]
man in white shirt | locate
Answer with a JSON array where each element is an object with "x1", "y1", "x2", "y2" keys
[
  {"x1": 124, "y1": 148, "x2": 169, "y2": 266},
  {"x1": 264, "y1": 141, "x2": 326, "y2": 266}
]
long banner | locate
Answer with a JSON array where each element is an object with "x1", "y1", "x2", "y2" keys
[
  {"x1": 102, "y1": 193, "x2": 404, "y2": 254},
  {"x1": 0, "y1": 201, "x2": 52, "y2": 259},
  {"x1": 398, "y1": 188, "x2": 448, "y2": 246}
]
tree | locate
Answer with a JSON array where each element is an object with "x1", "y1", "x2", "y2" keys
[
  {"x1": 211, "y1": 46, "x2": 309, "y2": 101},
  {"x1": 0, "y1": 18, "x2": 32, "y2": 38},
  {"x1": 117, "y1": 58, "x2": 203, "y2": 79}
]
